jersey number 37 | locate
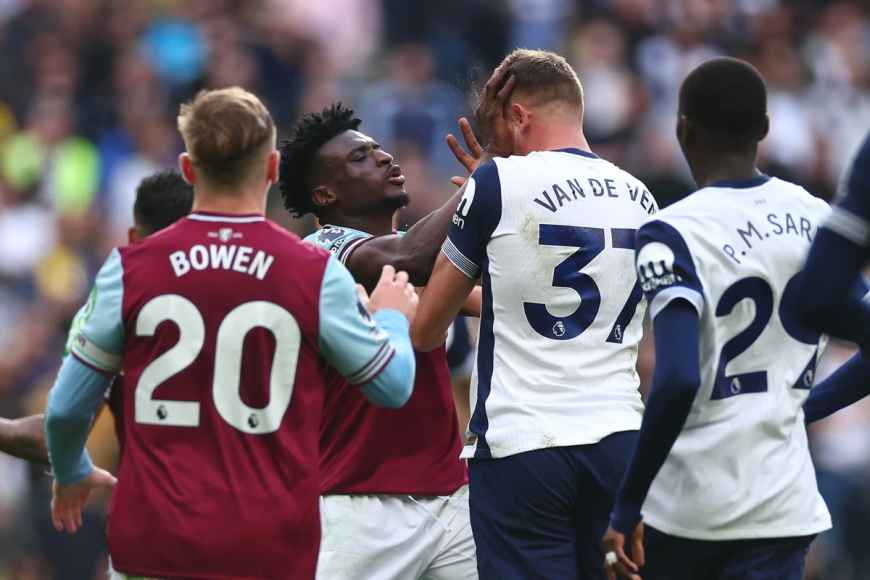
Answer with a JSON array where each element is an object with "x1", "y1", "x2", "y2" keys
[{"x1": 523, "y1": 225, "x2": 643, "y2": 343}]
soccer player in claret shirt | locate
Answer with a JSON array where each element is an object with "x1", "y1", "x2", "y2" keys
[
  {"x1": 0, "y1": 170, "x2": 193, "y2": 466},
  {"x1": 44, "y1": 88, "x2": 418, "y2": 580},
  {"x1": 602, "y1": 57, "x2": 870, "y2": 580},
  {"x1": 279, "y1": 104, "x2": 482, "y2": 579}
]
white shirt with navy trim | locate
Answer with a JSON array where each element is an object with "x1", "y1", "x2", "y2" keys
[
  {"x1": 637, "y1": 175, "x2": 833, "y2": 540},
  {"x1": 443, "y1": 149, "x2": 657, "y2": 459}
]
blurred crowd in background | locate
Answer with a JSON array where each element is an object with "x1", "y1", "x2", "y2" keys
[{"x1": 1, "y1": 0, "x2": 870, "y2": 578}]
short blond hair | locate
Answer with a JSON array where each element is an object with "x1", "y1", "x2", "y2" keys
[
  {"x1": 177, "y1": 87, "x2": 276, "y2": 186},
  {"x1": 500, "y1": 49, "x2": 584, "y2": 111}
]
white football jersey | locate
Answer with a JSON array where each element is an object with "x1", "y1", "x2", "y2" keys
[
  {"x1": 443, "y1": 148, "x2": 657, "y2": 459},
  {"x1": 636, "y1": 175, "x2": 832, "y2": 540}
]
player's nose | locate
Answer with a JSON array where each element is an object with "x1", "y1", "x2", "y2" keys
[{"x1": 374, "y1": 149, "x2": 394, "y2": 166}]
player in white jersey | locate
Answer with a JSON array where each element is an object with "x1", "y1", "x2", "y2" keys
[
  {"x1": 601, "y1": 57, "x2": 870, "y2": 580},
  {"x1": 411, "y1": 49, "x2": 657, "y2": 579}
]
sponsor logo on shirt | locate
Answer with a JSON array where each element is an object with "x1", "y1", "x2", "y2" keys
[
  {"x1": 453, "y1": 178, "x2": 477, "y2": 229},
  {"x1": 331, "y1": 237, "x2": 346, "y2": 254},
  {"x1": 636, "y1": 241, "x2": 681, "y2": 292}
]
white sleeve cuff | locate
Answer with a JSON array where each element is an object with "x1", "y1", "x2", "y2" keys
[
  {"x1": 442, "y1": 238, "x2": 481, "y2": 279},
  {"x1": 71, "y1": 332, "x2": 123, "y2": 374},
  {"x1": 823, "y1": 206, "x2": 870, "y2": 247},
  {"x1": 649, "y1": 286, "x2": 705, "y2": 321}
]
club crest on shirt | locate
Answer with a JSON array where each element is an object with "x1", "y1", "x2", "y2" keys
[
  {"x1": 317, "y1": 227, "x2": 347, "y2": 245},
  {"x1": 207, "y1": 229, "x2": 243, "y2": 242}
]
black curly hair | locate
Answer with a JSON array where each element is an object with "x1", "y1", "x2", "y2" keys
[{"x1": 278, "y1": 103, "x2": 362, "y2": 218}]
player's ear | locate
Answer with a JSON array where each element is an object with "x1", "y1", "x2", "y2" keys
[
  {"x1": 127, "y1": 226, "x2": 138, "y2": 245},
  {"x1": 676, "y1": 115, "x2": 691, "y2": 147},
  {"x1": 266, "y1": 150, "x2": 280, "y2": 184},
  {"x1": 312, "y1": 186, "x2": 337, "y2": 209},
  {"x1": 179, "y1": 154, "x2": 195, "y2": 185},
  {"x1": 759, "y1": 115, "x2": 770, "y2": 142},
  {"x1": 510, "y1": 103, "x2": 531, "y2": 133}
]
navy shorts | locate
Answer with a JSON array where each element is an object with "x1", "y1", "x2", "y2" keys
[
  {"x1": 640, "y1": 525, "x2": 816, "y2": 580},
  {"x1": 467, "y1": 430, "x2": 637, "y2": 580}
]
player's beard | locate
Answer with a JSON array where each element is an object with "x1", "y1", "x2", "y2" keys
[{"x1": 384, "y1": 188, "x2": 411, "y2": 211}]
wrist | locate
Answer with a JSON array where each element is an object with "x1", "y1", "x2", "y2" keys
[{"x1": 609, "y1": 499, "x2": 643, "y2": 535}]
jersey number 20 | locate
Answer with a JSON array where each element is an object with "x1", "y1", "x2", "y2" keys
[{"x1": 134, "y1": 294, "x2": 300, "y2": 434}]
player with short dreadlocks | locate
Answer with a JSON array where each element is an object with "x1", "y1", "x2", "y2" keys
[{"x1": 279, "y1": 101, "x2": 493, "y2": 579}]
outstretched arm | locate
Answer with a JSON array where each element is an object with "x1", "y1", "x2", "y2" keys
[
  {"x1": 345, "y1": 185, "x2": 470, "y2": 291},
  {"x1": 412, "y1": 253, "x2": 478, "y2": 352},
  {"x1": 345, "y1": 69, "x2": 517, "y2": 291},
  {"x1": 0, "y1": 415, "x2": 48, "y2": 464},
  {"x1": 319, "y1": 259, "x2": 418, "y2": 408}
]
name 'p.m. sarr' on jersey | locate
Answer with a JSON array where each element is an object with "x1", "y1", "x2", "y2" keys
[{"x1": 723, "y1": 212, "x2": 817, "y2": 264}]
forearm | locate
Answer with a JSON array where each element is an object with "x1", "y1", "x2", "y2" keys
[
  {"x1": 804, "y1": 351, "x2": 870, "y2": 424},
  {"x1": 358, "y1": 310, "x2": 416, "y2": 408},
  {"x1": 611, "y1": 302, "x2": 701, "y2": 533},
  {"x1": 0, "y1": 415, "x2": 48, "y2": 464},
  {"x1": 411, "y1": 253, "x2": 477, "y2": 352},
  {"x1": 390, "y1": 187, "x2": 467, "y2": 285},
  {"x1": 459, "y1": 286, "x2": 482, "y2": 317},
  {"x1": 46, "y1": 356, "x2": 113, "y2": 485}
]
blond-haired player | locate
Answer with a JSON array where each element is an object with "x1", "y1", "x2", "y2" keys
[
  {"x1": 412, "y1": 51, "x2": 657, "y2": 579},
  {"x1": 45, "y1": 88, "x2": 418, "y2": 580}
]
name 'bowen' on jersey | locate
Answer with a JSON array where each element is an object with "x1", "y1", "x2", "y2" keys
[{"x1": 169, "y1": 243, "x2": 275, "y2": 280}]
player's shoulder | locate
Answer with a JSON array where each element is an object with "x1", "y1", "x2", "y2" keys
[
  {"x1": 304, "y1": 225, "x2": 370, "y2": 248},
  {"x1": 765, "y1": 178, "x2": 830, "y2": 216},
  {"x1": 637, "y1": 201, "x2": 699, "y2": 251}
]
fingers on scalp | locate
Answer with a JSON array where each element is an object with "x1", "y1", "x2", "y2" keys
[{"x1": 496, "y1": 75, "x2": 516, "y2": 101}]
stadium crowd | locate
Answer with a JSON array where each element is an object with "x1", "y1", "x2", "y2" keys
[{"x1": 1, "y1": 0, "x2": 870, "y2": 578}]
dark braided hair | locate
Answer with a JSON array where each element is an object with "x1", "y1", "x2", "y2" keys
[{"x1": 278, "y1": 103, "x2": 362, "y2": 218}]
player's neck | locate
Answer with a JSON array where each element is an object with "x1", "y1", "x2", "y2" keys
[
  {"x1": 191, "y1": 188, "x2": 267, "y2": 216},
  {"x1": 518, "y1": 126, "x2": 591, "y2": 156},
  {"x1": 692, "y1": 154, "x2": 761, "y2": 190},
  {"x1": 322, "y1": 212, "x2": 394, "y2": 236}
]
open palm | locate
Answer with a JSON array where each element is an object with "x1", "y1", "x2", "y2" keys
[{"x1": 52, "y1": 467, "x2": 117, "y2": 534}]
